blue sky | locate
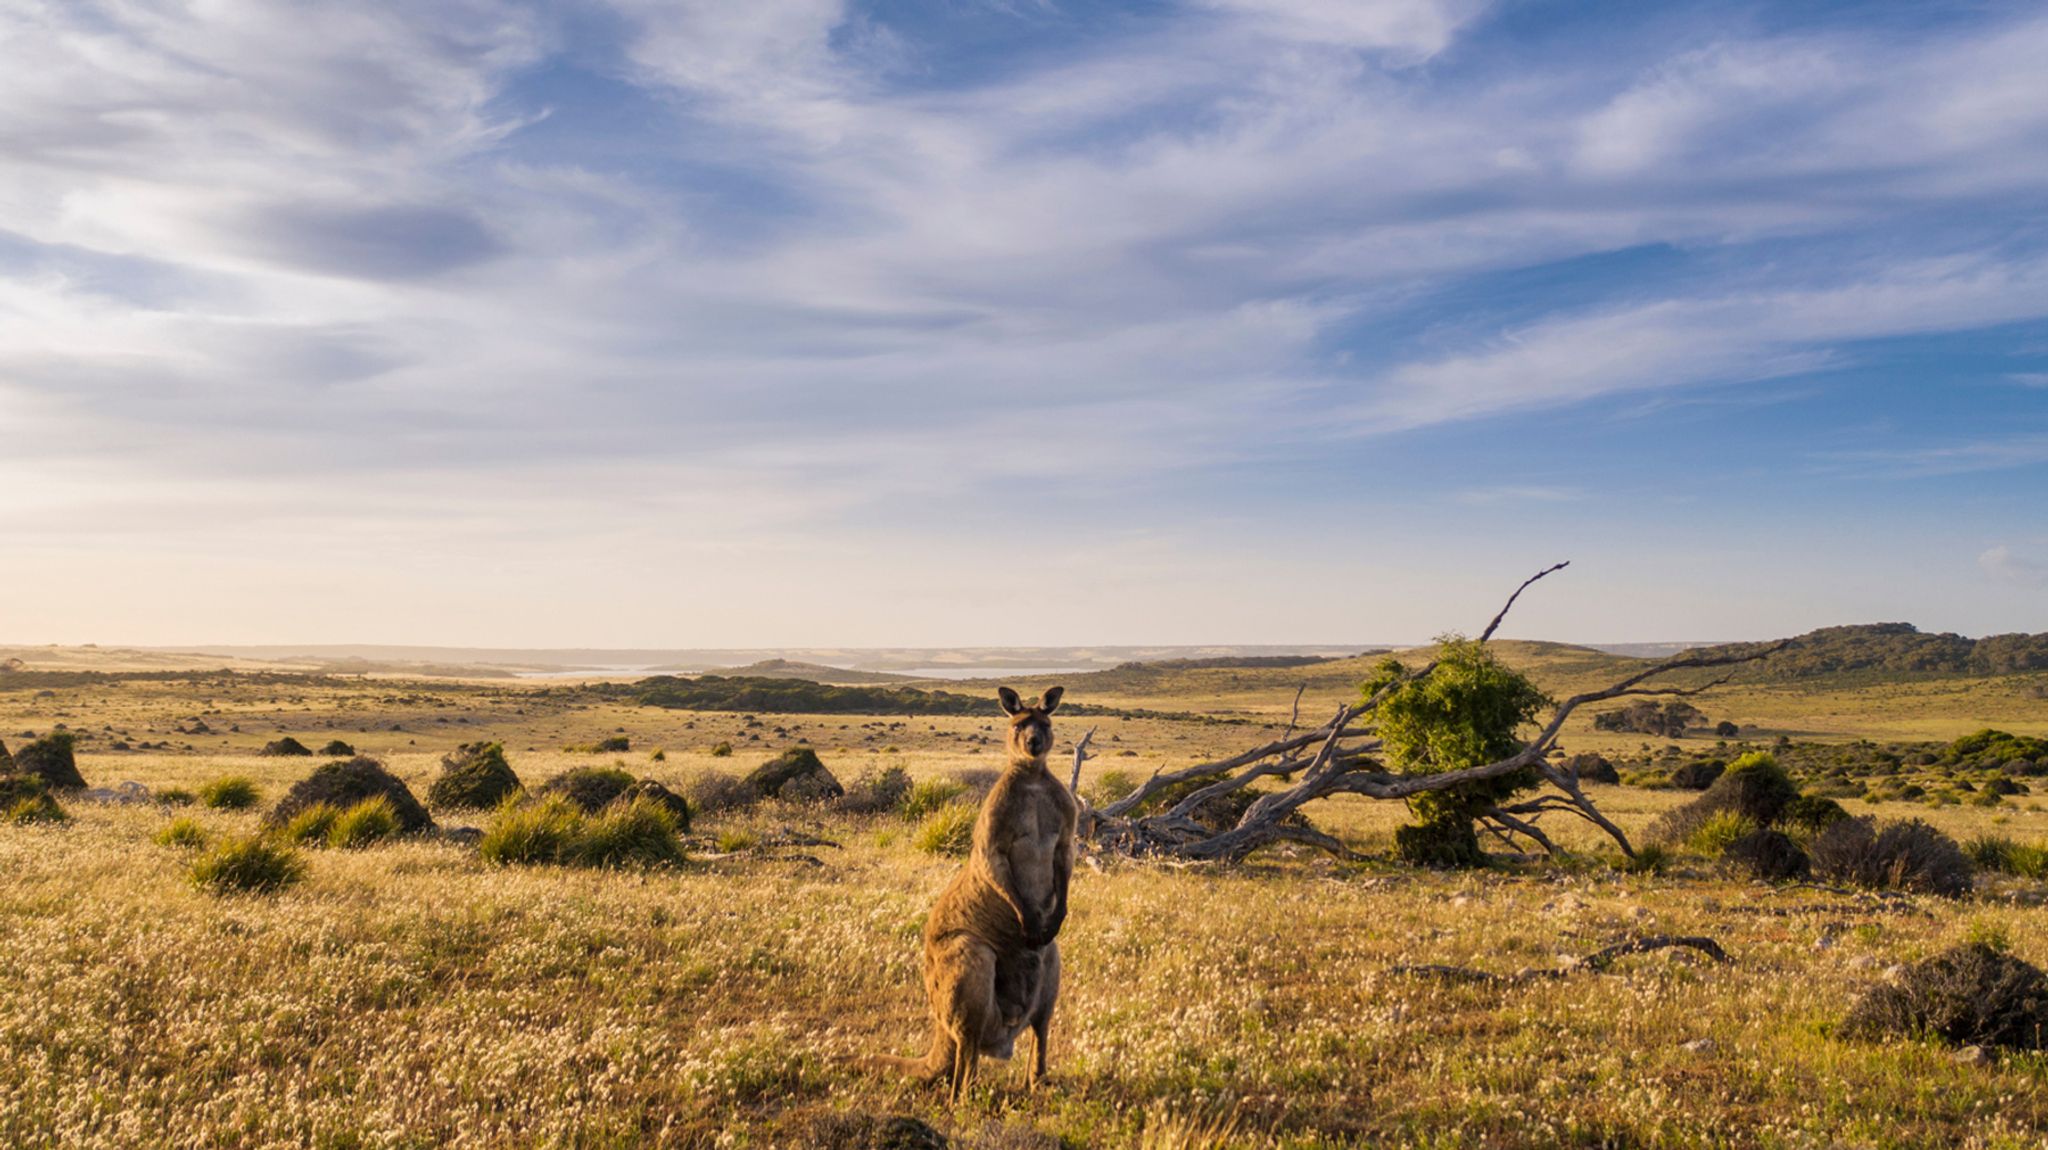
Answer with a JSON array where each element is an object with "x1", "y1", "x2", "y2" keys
[{"x1": 1, "y1": 0, "x2": 2044, "y2": 647}]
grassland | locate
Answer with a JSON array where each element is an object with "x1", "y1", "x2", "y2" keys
[{"x1": 3, "y1": 650, "x2": 2047, "y2": 1148}]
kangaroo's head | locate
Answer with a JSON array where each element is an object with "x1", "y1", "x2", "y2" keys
[{"x1": 996, "y1": 685, "x2": 1063, "y2": 764}]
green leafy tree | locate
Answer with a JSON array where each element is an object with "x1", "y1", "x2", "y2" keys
[{"x1": 1364, "y1": 636, "x2": 1552, "y2": 868}]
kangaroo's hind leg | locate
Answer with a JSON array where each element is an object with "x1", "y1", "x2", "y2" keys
[{"x1": 935, "y1": 936, "x2": 999, "y2": 1102}]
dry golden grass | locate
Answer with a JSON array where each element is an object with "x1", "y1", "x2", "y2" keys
[{"x1": 3, "y1": 667, "x2": 2048, "y2": 1147}]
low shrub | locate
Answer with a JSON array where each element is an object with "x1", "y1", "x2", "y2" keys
[
  {"x1": 199, "y1": 776, "x2": 261, "y2": 811},
  {"x1": 1706, "y1": 752, "x2": 1800, "y2": 825},
  {"x1": 328, "y1": 796, "x2": 401, "y2": 849},
  {"x1": 319, "y1": 740, "x2": 356, "y2": 756},
  {"x1": 261, "y1": 737, "x2": 313, "y2": 757},
  {"x1": 539, "y1": 765, "x2": 636, "y2": 813},
  {"x1": 156, "y1": 787, "x2": 197, "y2": 807},
  {"x1": 281, "y1": 804, "x2": 341, "y2": 845},
  {"x1": 1811, "y1": 817, "x2": 1974, "y2": 897},
  {"x1": 709, "y1": 742, "x2": 733, "y2": 757},
  {"x1": 429, "y1": 742, "x2": 522, "y2": 810},
  {"x1": 190, "y1": 836, "x2": 305, "y2": 895},
  {"x1": 1395, "y1": 817, "x2": 1486, "y2": 869},
  {"x1": 1841, "y1": 942, "x2": 2048, "y2": 1050},
  {"x1": 153, "y1": 817, "x2": 207, "y2": 849},
  {"x1": 14, "y1": 732, "x2": 85, "y2": 790},
  {"x1": 914, "y1": 802, "x2": 978, "y2": 855},
  {"x1": 835, "y1": 766, "x2": 912, "y2": 815},
  {"x1": 595, "y1": 735, "x2": 631, "y2": 753},
  {"x1": 1723, "y1": 828, "x2": 1811, "y2": 881},
  {"x1": 1784, "y1": 794, "x2": 1852, "y2": 834},
  {"x1": 687, "y1": 769, "x2": 758, "y2": 814},
  {"x1": 612, "y1": 779, "x2": 691, "y2": 831},
  {"x1": 268, "y1": 758, "x2": 432, "y2": 834},
  {"x1": 1087, "y1": 768, "x2": 1140, "y2": 805},
  {"x1": 901, "y1": 777, "x2": 968, "y2": 821},
  {"x1": 1668, "y1": 759, "x2": 1725, "y2": 790}
]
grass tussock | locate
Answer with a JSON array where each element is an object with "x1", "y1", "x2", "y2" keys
[
  {"x1": 327, "y1": 796, "x2": 401, "y2": 849},
  {"x1": 478, "y1": 795, "x2": 685, "y2": 869},
  {"x1": 198, "y1": 775, "x2": 261, "y2": 810},
  {"x1": 913, "y1": 802, "x2": 977, "y2": 855},
  {"x1": 188, "y1": 836, "x2": 305, "y2": 895},
  {"x1": 1966, "y1": 834, "x2": 2048, "y2": 879},
  {"x1": 152, "y1": 817, "x2": 208, "y2": 849}
]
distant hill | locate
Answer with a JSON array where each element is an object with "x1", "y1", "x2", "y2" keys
[
  {"x1": 1707, "y1": 623, "x2": 2048, "y2": 681},
  {"x1": 712, "y1": 659, "x2": 917, "y2": 685}
]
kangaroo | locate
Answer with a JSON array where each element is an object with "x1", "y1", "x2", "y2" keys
[{"x1": 874, "y1": 685, "x2": 1078, "y2": 1101}]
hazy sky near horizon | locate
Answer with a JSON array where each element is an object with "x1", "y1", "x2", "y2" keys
[{"x1": 3, "y1": 0, "x2": 2046, "y2": 648}]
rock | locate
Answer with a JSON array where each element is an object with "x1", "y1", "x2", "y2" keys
[
  {"x1": 744, "y1": 747, "x2": 843, "y2": 802},
  {"x1": 1951, "y1": 1045, "x2": 1991, "y2": 1066},
  {"x1": 76, "y1": 781, "x2": 152, "y2": 806},
  {"x1": 266, "y1": 757, "x2": 433, "y2": 834},
  {"x1": 1681, "y1": 1038, "x2": 1716, "y2": 1053}
]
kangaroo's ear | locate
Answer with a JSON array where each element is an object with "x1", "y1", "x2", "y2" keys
[
  {"x1": 997, "y1": 686, "x2": 1023, "y2": 715},
  {"x1": 1040, "y1": 686, "x2": 1064, "y2": 713}
]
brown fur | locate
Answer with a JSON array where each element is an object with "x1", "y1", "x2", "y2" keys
[{"x1": 872, "y1": 686, "x2": 1078, "y2": 1100}]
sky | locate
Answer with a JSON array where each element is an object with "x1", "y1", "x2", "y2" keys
[{"x1": 1, "y1": 0, "x2": 2046, "y2": 648}]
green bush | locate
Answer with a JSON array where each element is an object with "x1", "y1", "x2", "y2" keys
[
  {"x1": 1784, "y1": 793, "x2": 1852, "y2": 834},
  {"x1": 199, "y1": 776, "x2": 261, "y2": 810},
  {"x1": 280, "y1": 804, "x2": 341, "y2": 845},
  {"x1": 901, "y1": 777, "x2": 969, "y2": 821},
  {"x1": 1088, "y1": 768, "x2": 1139, "y2": 806},
  {"x1": 153, "y1": 817, "x2": 208, "y2": 849},
  {"x1": 1687, "y1": 810, "x2": 1758, "y2": 856},
  {"x1": 913, "y1": 802, "x2": 978, "y2": 855},
  {"x1": 190, "y1": 836, "x2": 305, "y2": 895},
  {"x1": 328, "y1": 796, "x2": 400, "y2": 849}
]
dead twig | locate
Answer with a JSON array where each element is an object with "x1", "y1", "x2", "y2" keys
[{"x1": 1391, "y1": 935, "x2": 1731, "y2": 984}]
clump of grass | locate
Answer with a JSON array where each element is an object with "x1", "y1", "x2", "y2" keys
[
  {"x1": 649, "y1": 748, "x2": 666, "y2": 762},
  {"x1": 913, "y1": 802, "x2": 978, "y2": 855},
  {"x1": 153, "y1": 816, "x2": 208, "y2": 849},
  {"x1": 478, "y1": 796, "x2": 581, "y2": 865},
  {"x1": 716, "y1": 828, "x2": 760, "y2": 853},
  {"x1": 156, "y1": 787, "x2": 197, "y2": 807},
  {"x1": 479, "y1": 795, "x2": 685, "y2": 869},
  {"x1": 189, "y1": 836, "x2": 305, "y2": 895},
  {"x1": 709, "y1": 742, "x2": 733, "y2": 758},
  {"x1": 198, "y1": 776, "x2": 261, "y2": 811},
  {"x1": 901, "y1": 777, "x2": 968, "y2": 821},
  {"x1": 1620, "y1": 842, "x2": 1670, "y2": 874},
  {"x1": 328, "y1": 796, "x2": 400, "y2": 849},
  {"x1": 1965, "y1": 834, "x2": 2048, "y2": 879},
  {"x1": 1, "y1": 773, "x2": 67, "y2": 824},
  {"x1": 280, "y1": 803, "x2": 341, "y2": 845}
]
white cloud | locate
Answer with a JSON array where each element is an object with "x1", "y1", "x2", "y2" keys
[{"x1": 1980, "y1": 546, "x2": 2048, "y2": 590}]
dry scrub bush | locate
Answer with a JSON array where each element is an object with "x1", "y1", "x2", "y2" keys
[
  {"x1": 268, "y1": 757, "x2": 431, "y2": 833},
  {"x1": 538, "y1": 765, "x2": 635, "y2": 813},
  {"x1": 1811, "y1": 817, "x2": 1974, "y2": 897},
  {"x1": 1842, "y1": 942, "x2": 2048, "y2": 1050},
  {"x1": 834, "y1": 766, "x2": 911, "y2": 815},
  {"x1": 688, "y1": 769, "x2": 758, "y2": 814}
]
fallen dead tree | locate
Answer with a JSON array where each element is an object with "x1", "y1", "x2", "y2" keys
[
  {"x1": 1391, "y1": 935, "x2": 1732, "y2": 984},
  {"x1": 1071, "y1": 563, "x2": 1784, "y2": 862}
]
